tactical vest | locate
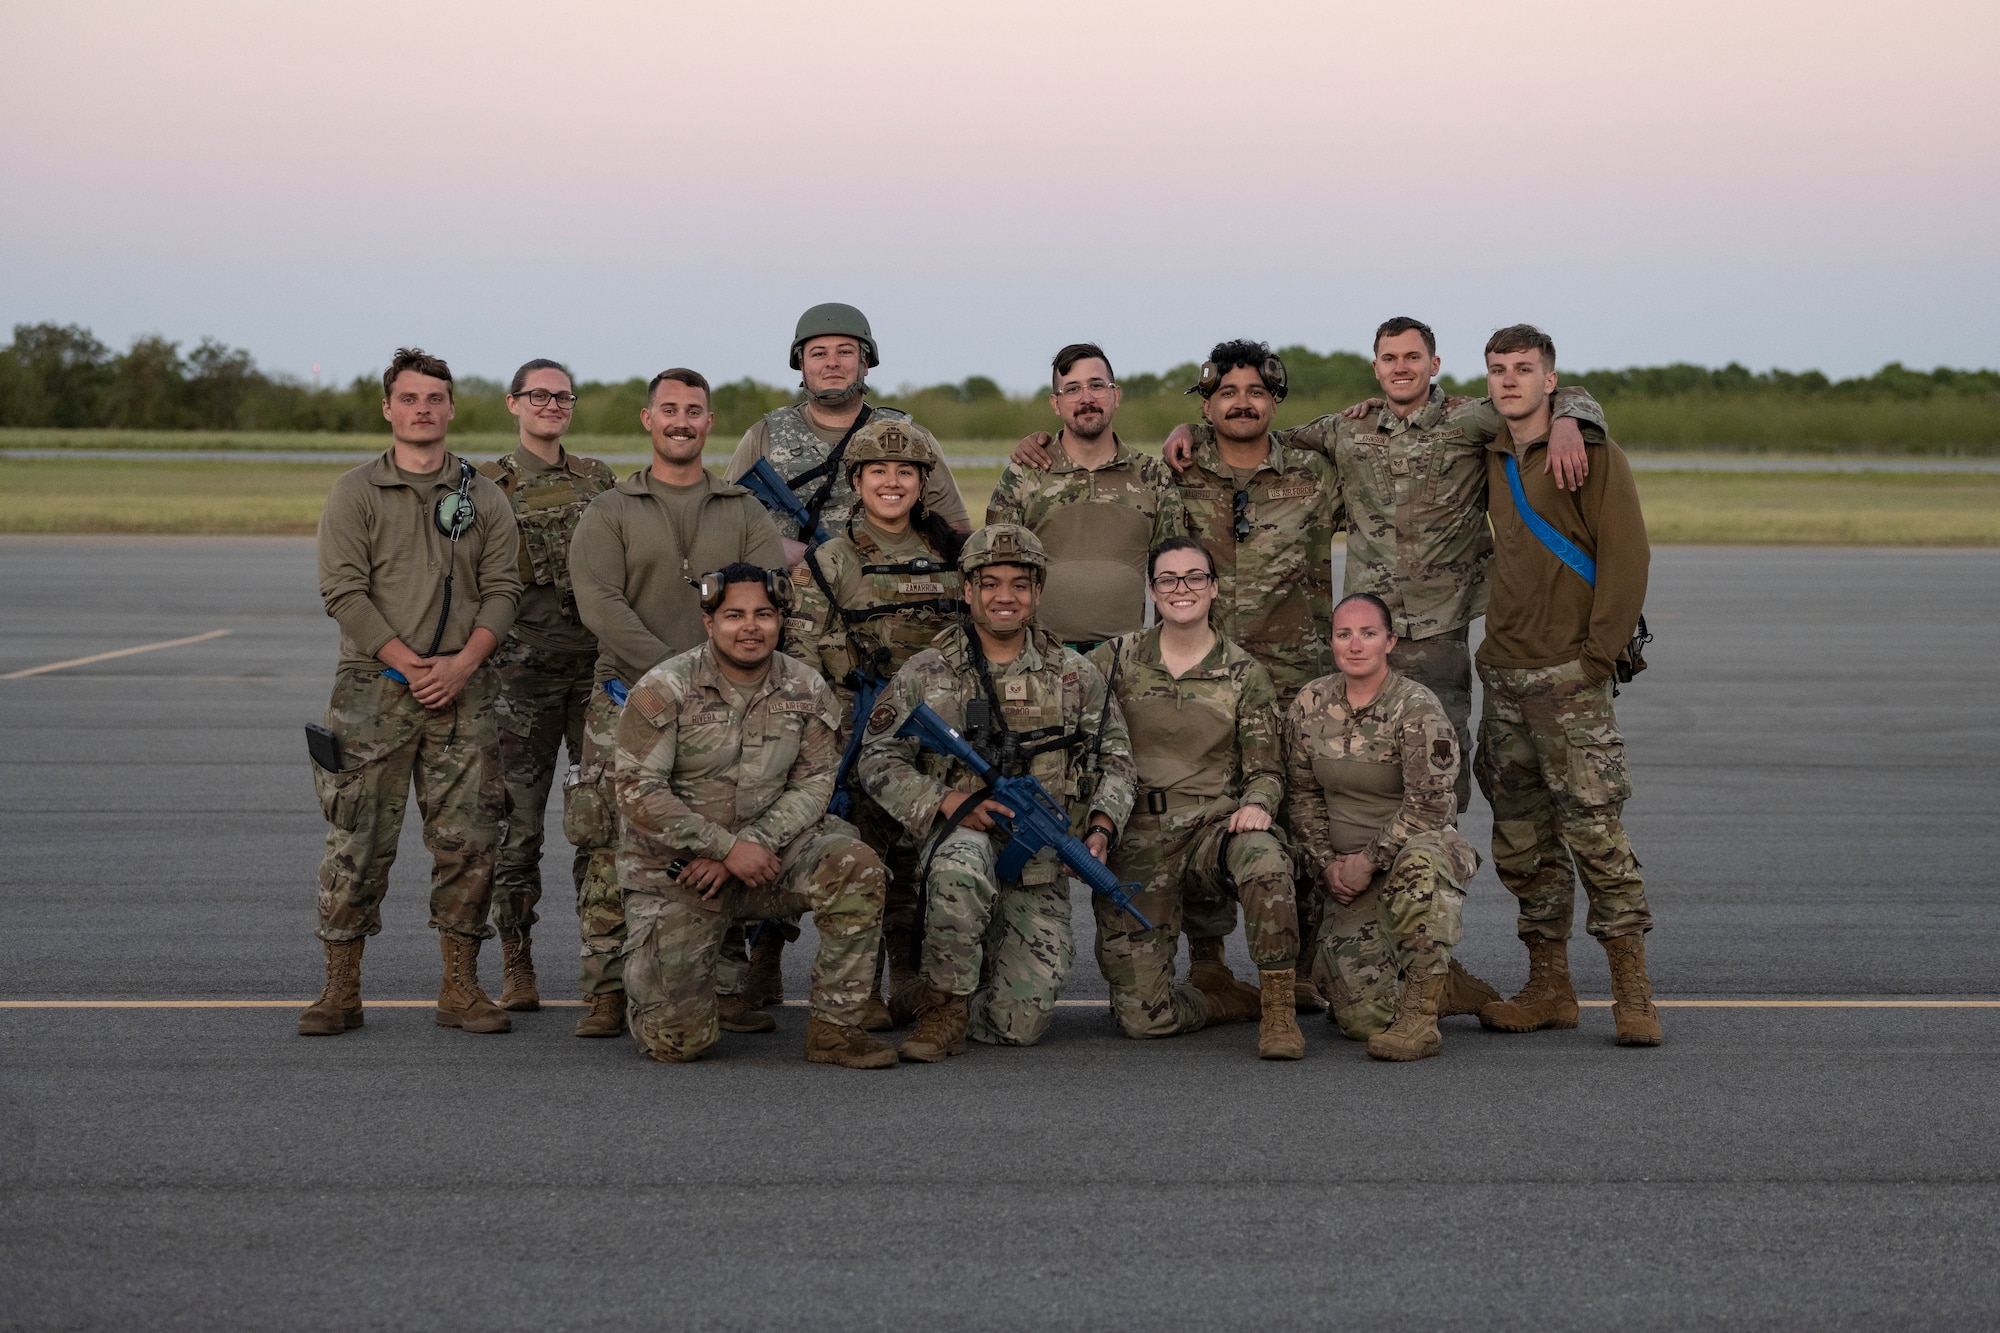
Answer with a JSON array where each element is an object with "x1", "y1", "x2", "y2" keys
[
  {"x1": 1034, "y1": 499, "x2": 1154, "y2": 644},
  {"x1": 928, "y1": 626, "x2": 1087, "y2": 799},
  {"x1": 480, "y1": 452, "x2": 615, "y2": 617},
  {"x1": 806, "y1": 520, "x2": 965, "y2": 688},
  {"x1": 761, "y1": 403, "x2": 911, "y2": 540}
]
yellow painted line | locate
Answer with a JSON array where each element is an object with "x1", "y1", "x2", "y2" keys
[
  {"x1": 4, "y1": 998, "x2": 1999, "y2": 1010},
  {"x1": 2, "y1": 628, "x2": 231, "y2": 679}
]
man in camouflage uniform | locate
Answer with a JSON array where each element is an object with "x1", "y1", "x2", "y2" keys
[
  {"x1": 1471, "y1": 326, "x2": 1660, "y2": 1047},
  {"x1": 1086, "y1": 536, "x2": 1302, "y2": 1059},
  {"x1": 479, "y1": 358, "x2": 618, "y2": 1010},
  {"x1": 1167, "y1": 317, "x2": 1604, "y2": 812},
  {"x1": 857, "y1": 525, "x2": 1136, "y2": 1062},
  {"x1": 725, "y1": 302, "x2": 970, "y2": 551},
  {"x1": 615, "y1": 563, "x2": 897, "y2": 1068},
  {"x1": 784, "y1": 418, "x2": 966, "y2": 1026},
  {"x1": 987, "y1": 342, "x2": 1185, "y2": 650},
  {"x1": 567, "y1": 368, "x2": 786, "y2": 1038},
  {"x1": 302, "y1": 348, "x2": 521, "y2": 1038},
  {"x1": 1288, "y1": 593, "x2": 1484, "y2": 1060}
]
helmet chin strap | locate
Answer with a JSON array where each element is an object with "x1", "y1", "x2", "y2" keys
[{"x1": 806, "y1": 380, "x2": 867, "y2": 408}]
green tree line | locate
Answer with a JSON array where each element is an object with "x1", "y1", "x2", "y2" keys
[{"x1": 3, "y1": 322, "x2": 1996, "y2": 451}]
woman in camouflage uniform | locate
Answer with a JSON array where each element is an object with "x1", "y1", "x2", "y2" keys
[{"x1": 780, "y1": 418, "x2": 966, "y2": 1027}]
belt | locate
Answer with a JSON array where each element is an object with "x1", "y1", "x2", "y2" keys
[{"x1": 1138, "y1": 788, "x2": 1223, "y2": 817}]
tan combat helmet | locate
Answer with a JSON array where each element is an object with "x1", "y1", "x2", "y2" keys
[
  {"x1": 790, "y1": 302, "x2": 879, "y2": 369},
  {"x1": 844, "y1": 418, "x2": 943, "y2": 486},
  {"x1": 959, "y1": 523, "x2": 1048, "y2": 578}
]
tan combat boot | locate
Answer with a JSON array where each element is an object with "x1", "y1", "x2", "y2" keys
[
  {"x1": 1439, "y1": 957, "x2": 1502, "y2": 1018},
  {"x1": 1368, "y1": 970, "x2": 1446, "y2": 1061},
  {"x1": 804, "y1": 1015, "x2": 899, "y2": 1069},
  {"x1": 1256, "y1": 968, "x2": 1306, "y2": 1060},
  {"x1": 718, "y1": 992, "x2": 777, "y2": 1034},
  {"x1": 899, "y1": 989, "x2": 969, "y2": 1063},
  {"x1": 499, "y1": 935, "x2": 540, "y2": 1012},
  {"x1": 742, "y1": 930, "x2": 786, "y2": 1008},
  {"x1": 1186, "y1": 936, "x2": 1261, "y2": 1023},
  {"x1": 1293, "y1": 974, "x2": 1330, "y2": 1014},
  {"x1": 436, "y1": 934, "x2": 512, "y2": 1034},
  {"x1": 574, "y1": 990, "x2": 626, "y2": 1038},
  {"x1": 1604, "y1": 934, "x2": 1664, "y2": 1046},
  {"x1": 298, "y1": 938, "x2": 365, "y2": 1036},
  {"x1": 1479, "y1": 938, "x2": 1581, "y2": 1033}
]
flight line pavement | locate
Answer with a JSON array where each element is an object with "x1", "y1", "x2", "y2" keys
[{"x1": 1, "y1": 537, "x2": 1997, "y2": 1330}]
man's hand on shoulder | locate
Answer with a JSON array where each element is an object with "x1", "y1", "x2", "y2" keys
[
  {"x1": 1343, "y1": 398, "x2": 1385, "y2": 421},
  {"x1": 1010, "y1": 433, "x2": 1055, "y2": 469},
  {"x1": 1162, "y1": 424, "x2": 1195, "y2": 471},
  {"x1": 1546, "y1": 417, "x2": 1589, "y2": 492}
]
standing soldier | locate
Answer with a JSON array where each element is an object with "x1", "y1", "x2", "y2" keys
[
  {"x1": 1086, "y1": 537, "x2": 1303, "y2": 1059},
  {"x1": 725, "y1": 302, "x2": 971, "y2": 555},
  {"x1": 856, "y1": 525, "x2": 1136, "y2": 1062},
  {"x1": 615, "y1": 564, "x2": 898, "y2": 1068},
  {"x1": 783, "y1": 418, "x2": 966, "y2": 1027},
  {"x1": 986, "y1": 343, "x2": 1185, "y2": 652},
  {"x1": 566, "y1": 368, "x2": 786, "y2": 1039},
  {"x1": 301, "y1": 348, "x2": 521, "y2": 1037},
  {"x1": 1471, "y1": 326, "x2": 1660, "y2": 1047},
  {"x1": 478, "y1": 359, "x2": 617, "y2": 1010},
  {"x1": 1287, "y1": 593, "x2": 1483, "y2": 1060}
]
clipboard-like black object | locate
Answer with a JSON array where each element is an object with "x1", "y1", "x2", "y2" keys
[{"x1": 305, "y1": 724, "x2": 345, "y2": 774}]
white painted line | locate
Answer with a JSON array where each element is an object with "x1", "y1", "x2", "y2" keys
[{"x1": 1, "y1": 628, "x2": 232, "y2": 679}]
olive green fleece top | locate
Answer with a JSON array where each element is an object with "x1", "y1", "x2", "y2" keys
[
  {"x1": 317, "y1": 450, "x2": 523, "y2": 672},
  {"x1": 569, "y1": 467, "x2": 787, "y2": 687},
  {"x1": 1479, "y1": 421, "x2": 1650, "y2": 684}
]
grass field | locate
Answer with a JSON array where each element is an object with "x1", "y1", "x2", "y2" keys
[{"x1": 3, "y1": 454, "x2": 1995, "y2": 544}]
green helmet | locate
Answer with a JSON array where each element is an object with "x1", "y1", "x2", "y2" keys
[
  {"x1": 959, "y1": 523, "x2": 1047, "y2": 577},
  {"x1": 789, "y1": 302, "x2": 880, "y2": 370},
  {"x1": 844, "y1": 418, "x2": 943, "y2": 484}
]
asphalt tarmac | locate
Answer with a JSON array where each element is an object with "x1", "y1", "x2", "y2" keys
[{"x1": 3, "y1": 537, "x2": 1997, "y2": 1330}]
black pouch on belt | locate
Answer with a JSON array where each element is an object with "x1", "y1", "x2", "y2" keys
[{"x1": 305, "y1": 724, "x2": 344, "y2": 774}]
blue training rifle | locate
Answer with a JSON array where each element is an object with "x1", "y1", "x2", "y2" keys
[
  {"x1": 827, "y1": 672, "x2": 884, "y2": 820},
  {"x1": 896, "y1": 702, "x2": 1153, "y2": 929},
  {"x1": 740, "y1": 457, "x2": 835, "y2": 548}
]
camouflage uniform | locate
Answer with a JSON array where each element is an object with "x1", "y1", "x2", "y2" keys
[
  {"x1": 986, "y1": 434, "x2": 1186, "y2": 647},
  {"x1": 614, "y1": 643, "x2": 887, "y2": 1062},
  {"x1": 856, "y1": 622, "x2": 1135, "y2": 1047},
  {"x1": 785, "y1": 513, "x2": 964, "y2": 940},
  {"x1": 478, "y1": 447, "x2": 617, "y2": 940},
  {"x1": 1084, "y1": 629, "x2": 1295, "y2": 1038},
  {"x1": 1285, "y1": 669, "x2": 1480, "y2": 1039},
  {"x1": 727, "y1": 405, "x2": 969, "y2": 542}
]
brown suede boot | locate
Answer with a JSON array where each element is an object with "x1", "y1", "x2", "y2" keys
[
  {"x1": 1186, "y1": 936, "x2": 1261, "y2": 1023},
  {"x1": 1256, "y1": 968, "x2": 1306, "y2": 1060},
  {"x1": 1479, "y1": 938, "x2": 1581, "y2": 1033},
  {"x1": 1293, "y1": 974, "x2": 1330, "y2": 1014},
  {"x1": 1439, "y1": 957, "x2": 1502, "y2": 1018},
  {"x1": 804, "y1": 1015, "x2": 899, "y2": 1069},
  {"x1": 718, "y1": 992, "x2": 777, "y2": 1034},
  {"x1": 574, "y1": 990, "x2": 627, "y2": 1038},
  {"x1": 742, "y1": 930, "x2": 786, "y2": 1008},
  {"x1": 899, "y1": 989, "x2": 969, "y2": 1063},
  {"x1": 436, "y1": 934, "x2": 512, "y2": 1034},
  {"x1": 499, "y1": 935, "x2": 540, "y2": 1012},
  {"x1": 298, "y1": 938, "x2": 364, "y2": 1036},
  {"x1": 1604, "y1": 934, "x2": 1664, "y2": 1047},
  {"x1": 1368, "y1": 970, "x2": 1446, "y2": 1061}
]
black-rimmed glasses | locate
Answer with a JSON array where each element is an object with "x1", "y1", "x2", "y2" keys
[
  {"x1": 515, "y1": 389, "x2": 578, "y2": 408},
  {"x1": 1149, "y1": 571, "x2": 1215, "y2": 593}
]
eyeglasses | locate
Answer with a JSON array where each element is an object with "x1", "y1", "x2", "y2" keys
[
  {"x1": 1232, "y1": 490, "x2": 1250, "y2": 540},
  {"x1": 1149, "y1": 571, "x2": 1214, "y2": 593},
  {"x1": 1054, "y1": 380, "x2": 1116, "y2": 400},
  {"x1": 514, "y1": 389, "x2": 578, "y2": 408}
]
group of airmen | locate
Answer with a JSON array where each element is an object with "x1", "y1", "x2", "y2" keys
[{"x1": 301, "y1": 301, "x2": 1661, "y2": 1069}]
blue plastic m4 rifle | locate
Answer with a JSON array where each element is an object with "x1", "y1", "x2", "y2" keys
[
  {"x1": 895, "y1": 702, "x2": 1153, "y2": 929},
  {"x1": 739, "y1": 457, "x2": 835, "y2": 548}
]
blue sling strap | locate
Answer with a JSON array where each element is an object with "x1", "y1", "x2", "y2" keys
[{"x1": 1502, "y1": 452, "x2": 1596, "y2": 587}]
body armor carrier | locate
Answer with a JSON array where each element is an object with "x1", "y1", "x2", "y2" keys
[
  {"x1": 480, "y1": 452, "x2": 615, "y2": 622},
  {"x1": 804, "y1": 517, "x2": 966, "y2": 694},
  {"x1": 759, "y1": 403, "x2": 911, "y2": 541}
]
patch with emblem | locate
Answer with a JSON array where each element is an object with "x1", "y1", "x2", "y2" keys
[
  {"x1": 899, "y1": 581, "x2": 945, "y2": 595},
  {"x1": 791, "y1": 565, "x2": 812, "y2": 586},
  {"x1": 865, "y1": 700, "x2": 899, "y2": 735},
  {"x1": 1432, "y1": 738, "x2": 1454, "y2": 769},
  {"x1": 630, "y1": 686, "x2": 669, "y2": 724},
  {"x1": 1265, "y1": 480, "x2": 1319, "y2": 501},
  {"x1": 1003, "y1": 678, "x2": 1029, "y2": 701}
]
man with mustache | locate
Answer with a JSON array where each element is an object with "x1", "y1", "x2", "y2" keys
[
  {"x1": 986, "y1": 343, "x2": 1185, "y2": 652},
  {"x1": 565, "y1": 368, "x2": 786, "y2": 1038}
]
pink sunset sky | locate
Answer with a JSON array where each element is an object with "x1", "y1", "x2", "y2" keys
[{"x1": 3, "y1": 0, "x2": 1994, "y2": 390}]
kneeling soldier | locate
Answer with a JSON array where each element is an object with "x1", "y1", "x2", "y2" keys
[
  {"x1": 857, "y1": 525, "x2": 1135, "y2": 1061},
  {"x1": 1087, "y1": 536, "x2": 1302, "y2": 1058},
  {"x1": 1287, "y1": 593, "x2": 1496, "y2": 1061},
  {"x1": 613, "y1": 563, "x2": 896, "y2": 1068}
]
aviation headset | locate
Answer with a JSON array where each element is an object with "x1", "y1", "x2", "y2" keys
[
  {"x1": 1186, "y1": 350, "x2": 1289, "y2": 403},
  {"x1": 696, "y1": 567, "x2": 794, "y2": 613}
]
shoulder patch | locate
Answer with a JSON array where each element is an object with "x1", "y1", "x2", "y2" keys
[
  {"x1": 865, "y1": 700, "x2": 899, "y2": 736},
  {"x1": 1431, "y1": 737, "x2": 1455, "y2": 770},
  {"x1": 770, "y1": 698, "x2": 816, "y2": 714},
  {"x1": 630, "y1": 685, "x2": 669, "y2": 726},
  {"x1": 791, "y1": 564, "x2": 812, "y2": 586}
]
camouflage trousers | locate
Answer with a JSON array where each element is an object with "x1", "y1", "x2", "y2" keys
[
  {"x1": 311, "y1": 666, "x2": 504, "y2": 943},
  {"x1": 1475, "y1": 660, "x2": 1651, "y2": 944},
  {"x1": 490, "y1": 637, "x2": 596, "y2": 940},
  {"x1": 1096, "y1": 801, "x2": 1297, "y2": 1038},
  {"x1": 920, "y1": 827, "x2": 1075, "y2": 1048},
  {"x1": 620, "y1": 819, "x2": 886, "y2": 1062},
  {"x1": 1391, "y1": 625, "x2": 1472, "y2": 813},
  {"x1": 564, "y1": 685, "x2": 627, "y2": 995},
  {"x1": 1317, "y1": 829, "x2": 1478, "y2": 1039},
  {"x1": 1184, "y1": 682, "x2": 1313, "y2": 951}
]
